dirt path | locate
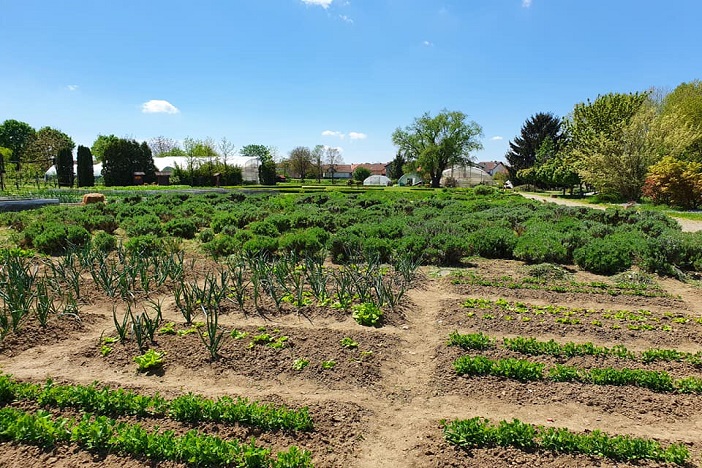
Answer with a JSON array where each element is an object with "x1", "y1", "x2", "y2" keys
[{"x1": 520, "y1": 193, "x2": 702, "y2": 232}]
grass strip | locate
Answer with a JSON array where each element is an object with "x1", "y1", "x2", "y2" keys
[
  {"x1": 0, "y1": 407, "x2": 312, "y2": 467},
  {"x1": 442, "y1": 417, "x2": 689, "y2": 465},
  {"x1": 452, "y1": 355, "x2": 702, "y2": 394},
  {"x1": 0, "y1": 374, "x2": 313, "y2": 432}
]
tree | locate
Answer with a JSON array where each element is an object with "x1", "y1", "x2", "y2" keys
[
  {"x1": 353, "y1": 166, "x2": 371, "y2": 182},
  {"x1": 102, "y1": 138, "x2": 156, "y2": 186},
  {"x1": 242, "y1": 144, "x2": 276, "y2": 185},
  {"x1": 91, "y1": 134, "x2": 119, "y2": 163},
  {"x1": 392, "y1": 110, "x2": 483, "y2": 188},
  {"x1": 76, "y1": 145, "x2": 95, "y2": 187},
  {"x1": 148, "y1": 136, "x2": 180, "y2": 157},
  {"x1": 567, "y1": 92, "x2": 700, "y2": 200},
  {"x1": 0, "y1": 120, "x2": 35, "y2": 170},
  {"x1": 25, "y1": 127, "x2": 75, "y2": 177},
  {"x1": 288, "y1": 146, "x2": 313, "y2": 182},
  {"x1": 311, "y1": 145, "x2": 324, "y2": 183},
  {"x1": 505, "y1": 112, "x2": 563, "y2": 181},
  {"x1": 643, "y1": 156, "x2": 702, "y2": 209},
  {"x1": 324, "y1": 146, "x2": 343, "y2": 184},
  {"x1": 661, "y1": 80, "x2": 702, "y2": 161},
  {"x1": 386, "y1": 150, "x2": 406, "y2": 180},
  {"x1": 56, "y1": 147, "x2": 74, "y2": 187},
  {"x1": 218, "y1": 137, "x2": 236, "y2": 168}
]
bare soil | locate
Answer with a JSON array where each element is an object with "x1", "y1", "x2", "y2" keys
[{"x1": 1, "y1": 258, "x2": 701, "y2": 467}]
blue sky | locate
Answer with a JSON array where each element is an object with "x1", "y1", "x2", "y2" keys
[{"x1": 1, "y1": 0, "x2": 700, "y2": 164}]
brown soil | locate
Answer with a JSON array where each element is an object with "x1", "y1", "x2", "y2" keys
[{"x1": 1, "y1": 258, "x2": 701, "y2": 467}]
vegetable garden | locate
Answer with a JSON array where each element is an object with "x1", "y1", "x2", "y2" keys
[{"x1": 0, "y1": 188, "x2": 701, "y2": 466}]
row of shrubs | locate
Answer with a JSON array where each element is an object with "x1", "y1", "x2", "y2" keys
[{"x1": 2, "y1": 189, "x2": 700, "y2": 276}]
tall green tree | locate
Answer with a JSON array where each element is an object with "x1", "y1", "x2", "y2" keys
[
  {"x1": 392, "y1": 110, "x2": 483, "y2": 187},
  {"x1": 101, "y1": 138, "x2": 156, "y2": 186},
  {"x1": 312, "y1": 145, "x2": 324, "y2": 183},
  {"x1": 324, "y1": 146, "x2": 343, "y2": 184},
  {"x1": 288, "y1": 146, "x2": 313, "y2": 182},
  {"x1": 91, "y1": 134, "x2": 119, "y2": 162},
  {"x1": 387, "y1": 150, "x2": 406, "y2": 180},
  {"x1": 76, "y1": 145, "x2": 95, "y2": 187},
  {"x1": 56, "y1": 147, "x2": 74, "y2": 187},
  {"x1": 661, "y1": 80, "x2": 702, "y2": 161},
  {"x1": 505, "y1": 112, "x2": 563, "y2": 181},
  {"x1": 353, "y1": 166, "x2": 371, "y2": 182},
  {"x1": 26, "y1": 126, "x2": 75, "y2": 175},
  {"x1": 0, "y1": 120, "x2": 35, "y2": 170}
]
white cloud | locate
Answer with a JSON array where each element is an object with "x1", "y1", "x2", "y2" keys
[
  {"x1": 66, "y1": 85, "x2": 79, "y2": 91},
  {"x1": 522, "y1": 0, "x2": 532, "y2": 7},
  {"x1": 423, "y1": 40, "x2": 433, "y2": 47},
  {"x1": 339, "y1": 14, "x2": 353, "y2": 23},
  {"x1": 141, "y1": 99, "x2": 180, "y2": 114},
  {"x1": 490, "y1": 136, "x2": 504, "y2": 141},
  {"x1": 322, "y1": 130, "x2": 345, "y2": 138},
  {"x1": 348, "y1": 132, "x2": 367, "y2": 140},
  {"x1": 301, "y1": 0, "x2": 332, "y2": 8}
]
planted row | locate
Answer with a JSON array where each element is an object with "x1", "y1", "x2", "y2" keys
[
  {"x1": 453, "y1": 271, "x2": 670, "y2": 297},
  {"x1": 0, "y1": 374, "x2": 313, "y2": 432},
  {"x1": 452, "y1": 355, "x2": 702, "y2": 393},
  {"x1": 443, "y1": 417, "x2": 689, "y2": 465},
  {"x1": 0, "y1": 407, "x2": 312, "y2": 467},
  {"x1": 448, "y1": 331, "x2": 702, "y2": 365}
]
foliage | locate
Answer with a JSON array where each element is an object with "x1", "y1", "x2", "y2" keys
[
  {"x1": 90, "y1": 134, "x2": 118, "y2": 163},
  {"x1": 392, "y1": 110, "x2": 483, "y2": 187},
  {"x1": 102, "y1": 138, "x2": 157, "y2": 186},
  {"x1": 642, "y1": 156, "x2": 702, "y2": 209},
  {"x1": 352, "y1": 302, "x2": 383, "y2": 327},
  {"x1": 76, "y1": 145, "x2": 95, "y2": 187},
  {"x1": 661, "y1": 80, "x2": 702, "y2": 161},
  {"x1": 443, "y1": 417, "x2": 689, "y2": 465},
  {"x1": 573, "y1": 235, "x2": 634, "y2": 275},
  {"x1": 353, "y1": 166, "x2": 372, "y2": 182},
  {"x1": 505, "y1": 112, "x2": 564, "y2": 181},
  {"x1": 133, "y1": 349, "x2": 165, "y2": 372},
  {"x1": 566, "y1": 92, "x2": 700, "y2": 200},
  {"x1": 288, "y1": 146, "x2": 313, "y2": 181},
  {"x1": 0, "y1": 119, "x2": 35, "y2": 170},
  {"x1": 56, "y1": 148, "x2": 74, "y2": 187}
]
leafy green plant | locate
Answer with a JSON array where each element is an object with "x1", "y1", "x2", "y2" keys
[
  {"x1": 340, "y1": 337, "x2": 359, "y2": 349},
  {"x1": 447, "y1": 331, "x2": 494, "y2": 350},
  {"x1": 321, "y1": 360, "x2": 336, "y2": 370},
  {"x1": 292, "y1": 358, "x2": 310, "y2": 371},
  {"x1": 352, "y1": 302, "x2": 383, "y2": 327},
  {"x1": 443, "y1": 416, "x2": 689, "y2": 465},
  {"x1": 133, "y1": 349, "x2": 165, "y2": 372}
]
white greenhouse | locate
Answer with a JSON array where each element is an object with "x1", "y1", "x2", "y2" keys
[
  {"x1": 363, "y1": 175, "x2": 392, "y2": 186},
  {"x1": 440, "y1": 165, "x2": 493, "y2": 187}
]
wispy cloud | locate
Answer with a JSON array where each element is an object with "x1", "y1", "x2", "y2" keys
[
  {"x1": 322, "y1": 130, "x2": 345, "y2": 138},
  {"x1": 422, "y1": 40, "x2": 433, "y2": 47},
  {"x1": 66, "y1": 85, "x2": 79, "y2": 91},
  {"x1": 522, "y1": 0, "x2": 532, "y2": 7},
  {"x1": 141, "y1": 100, "x2": 180, "y2": 114},
  {"x1": 301, "y1": 0, "x2": 333, "y2": 8},
  {"x1": 490, "y1": 136, "x2": 504, "y2": 141},
  {"x1": 348, "y1": 132, "x2": 367, "y2": 140},
  {"x1": 339, "y1": 14, "x2": 353, "y2": 23}
]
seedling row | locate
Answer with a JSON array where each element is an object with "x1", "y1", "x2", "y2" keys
[
  {"x1": 0, "y1": 373, "x2": 313, "y2": 431},
  {"x1": 442, "y1": 416, "x2": 689, "y2": 465},
  {"x1": 0, "y1": 406, "x2": 312, "y2": 467},
  {"x1": 448, "y1": 331, "x2": 702, "y2": 366}
]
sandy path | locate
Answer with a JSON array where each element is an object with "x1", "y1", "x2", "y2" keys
[{"x1": 520, "y1": 193, "x2": 702, "y2": 232}]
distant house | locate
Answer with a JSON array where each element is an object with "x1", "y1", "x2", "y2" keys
[
  {"x1": 323, "y1": 164, "x2": 353, "y2": 179},
  {"x1": 322, "y1": 162, "x2": 388, "y2": 179},
  {"x1": 477, "y1": 161, "x2": 509, "y2": 176}
]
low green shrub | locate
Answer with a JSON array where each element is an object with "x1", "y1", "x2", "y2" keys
[
  {"x1": 91, "y1": 231, "x2": 116, "y2": 253},
  {"x1": 468, "y1": 227, "x2": 517, "y2": 259},
  {"x1": 164, "y1": 218, "x2": 197, "y2": 239}
]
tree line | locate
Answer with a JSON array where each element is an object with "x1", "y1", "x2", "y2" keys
[{"x1": 504, "y1": 80, "x2": 702, "y2": 208}]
